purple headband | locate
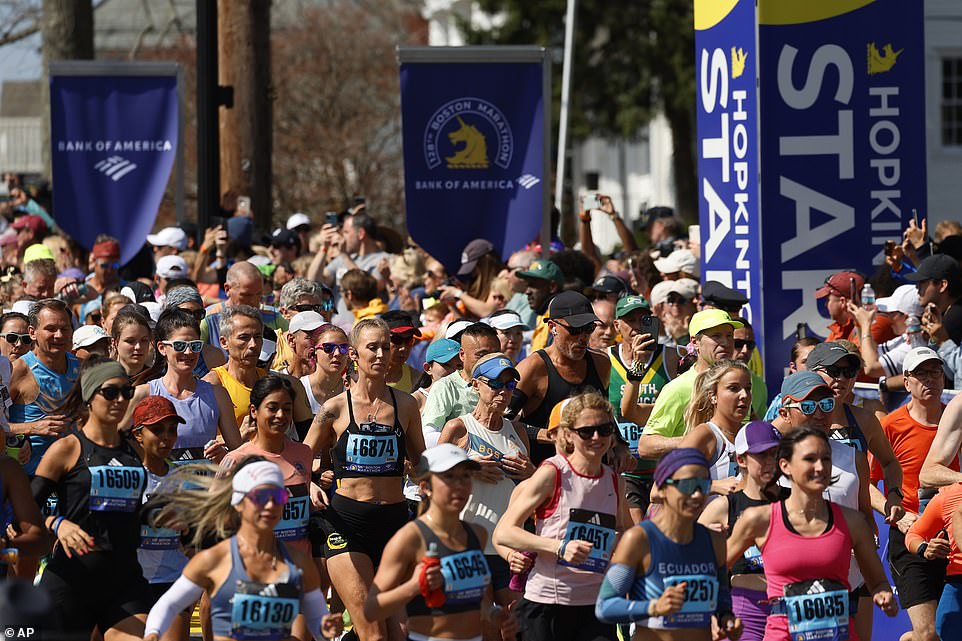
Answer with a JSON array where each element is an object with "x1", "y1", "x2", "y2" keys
[{"x1": 654, "y1": 447, "x2": 710, "y2": 487}]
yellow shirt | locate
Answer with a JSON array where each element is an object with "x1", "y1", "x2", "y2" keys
[
  {"x1": 530, "y1": 312, "x2": 550, "y2": 352},
  {"x1": 212, "y1": 365, "x2": 267, "y2": 427}
]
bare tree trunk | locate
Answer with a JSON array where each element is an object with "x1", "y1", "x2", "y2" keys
[
  {"x1": 41, "y1": 0, "x2": 94, "y2": 178},
  {"x1": 218, "y1": 0, "x2": 272, "y2": 231},
  {"x1": 665, "y1": 104, "x2": 697, "y2": 224}
]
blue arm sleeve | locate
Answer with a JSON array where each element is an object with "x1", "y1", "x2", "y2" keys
[{"x1": 595, "y1": 563, "x2": 651, "y2": 623}]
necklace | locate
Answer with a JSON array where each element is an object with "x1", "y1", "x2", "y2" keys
[
  {"x1": 367, "y1": 395, "x2": 383, "y2": 424},
  {"x1": 237, "y1": 533, "x2": 277, "y2": 571}
]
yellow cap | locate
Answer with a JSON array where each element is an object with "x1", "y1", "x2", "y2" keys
[
  {"x1": 547, "y1": 398, "x2": 572, "y2": 432},
  {"x1": 688, "y1": 309, "x2": 743, "y2": 337},
  {"x1": 23, "y1": 243, "x2": 55, "y2": 264}
]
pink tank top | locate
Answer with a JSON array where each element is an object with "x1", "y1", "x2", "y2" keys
[{"x1": 524, "y1": 454, "x2": 619, "y2": 606}]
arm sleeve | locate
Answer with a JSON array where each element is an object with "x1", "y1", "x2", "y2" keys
[
  {"x1": 302, "y1": 587, "x2": 332, "y2": 640},
  {"x1": 504, "y1": 388, "x2": 529, "y2": 421},
  {"x1": 595, "y1": 563, "x2": 651, "y2": 623},
  {"x1": 906, "y1": 492, "x2": 945, "y2": 550},
  {"x1": 144, "y1": 576, "x2": 206, "y2": 637}
]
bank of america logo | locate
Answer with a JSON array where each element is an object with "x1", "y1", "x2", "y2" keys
[
  {"x1": 94, "y1": 156, "x2": 138, "y2": 181},
  {"x1": 518, "y1": 174, "x2": 540, "y2": 190}
]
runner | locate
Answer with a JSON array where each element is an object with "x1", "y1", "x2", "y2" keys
[
  {"x1": 300, "y1": 324, "x2": 349, "y2": 415},
  {"x1": 132, "y1": 396, "x2": 192, "y2": 641},
  {"x1": 493, "y1": 391, "x2": 632, "y2": 641},
  {"x1": 364, "y1": 444, "x2": 517, "y2": 641},
  {"x1": 0, "y1": 311, "x2": 30, "y2": 361},
  {"x1": 0, "y1": 453, "x2": 48, "y2": 579},
  {"x1": 411, "y1": 338, "x2": 461, "y2": 413},
  {"x1": 110, "y1": 307, "x2": 153, "y2": 378},
  {"x1": 304, "y1": 317, "x2": 426, "y2": 641},
  {"x1": 595, "y1": 448, "x2": 741, "y2": 640},
  {"x1": 698, "y1": 422, "x2": 786, "y2": 641},
  {"x1": 439, "y1": 352, "x2": 534, "y2": 612},
  {"x1": 204, "y1": 304, "x2": 269, "y2": 431},
  {"x1": 727, "y1": 427, "x2": 898, "y2": 641},
  {"x1": 142, "y1": 458, "x2": 343, "y2": 641},
  {"x1": 163, "y1": 285, "x2": 226, "y2": 378},
  {"x1": 679, "y1": 359, "x2": 752, "y2": 493},
  {"x1": 30, "y1": 358, "x2": 151, "y2": 638}
]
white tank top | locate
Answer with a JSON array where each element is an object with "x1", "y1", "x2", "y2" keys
[
  {"x1": 460, "y1": 413, "x2": 527, "y2": 554},
  {"x1": 706, "y1": 421, "x2": 738, "y2": 480},
  {"x1": 299, "y1": 374, "x2": 321, "y2": 415},
  {"x1": 137, "y1": 467, "x2": 188, "y2": 584}
]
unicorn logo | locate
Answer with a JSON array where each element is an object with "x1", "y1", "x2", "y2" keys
[
  {"x1": 867, "y1": 43, "x2": 903, "y2": 75},
  {"x1": 731, "y1": 47, "x2": 747, "y2": 79},
  {"x1": 446, "y1": 116, "x2": 489, "y2": 169}
]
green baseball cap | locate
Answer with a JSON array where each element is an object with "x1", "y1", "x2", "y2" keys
[
  {"x1": 517, "y1": 259, "x2": 564, "y2": 286},
  {"x1": 615, "y1": 295, "x2": 650, "y2": 318}
]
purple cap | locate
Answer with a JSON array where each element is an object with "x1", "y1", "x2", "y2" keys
[
  {"x1": 654, "y1": 448, "x2": 709, "y2": 488},
  {"x1": 735, "y1": 421, "x2": 781, "y2": 456}
]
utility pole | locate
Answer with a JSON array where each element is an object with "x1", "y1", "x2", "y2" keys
[
  {"x1": 218, "y1": 0, "x2": 272, "y2": 232},
  {"x1": 196, "y1": 0, "x2": 225, "y2": 236}
]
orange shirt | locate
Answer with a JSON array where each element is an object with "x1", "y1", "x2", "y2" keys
[
  {"x1": 826, "y1": 317, "x2": 858, "y2": 345},
  {"x1": 906, "y1": 483, "x2": 962, "y2": 576},
  {"x1": 869, "y1": 404, "x2": 956, "y2": 514}
]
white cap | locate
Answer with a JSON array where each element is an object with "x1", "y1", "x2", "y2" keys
[
  {"x1": 141, "y1": 301, "x2": 163, "y2": 326},
  {"x1": 667, "y1": 278, "x2": 700, "y2": 301},
  {"x1": 287, "y1": 212, "x2": 311, "y2": 230},
  {"x1": 73, "y1": 324, "x2": 110, "y2": 349},
  {"x1": 903, "y1": 346, "x2": 944, "y2": 375},
  {"x1": 11, "y1": 300, "x2": 32, "y2": 316},
  {"x1": 416, "y1": 443, "x2": 481, "y2": 475},
  {"x1": 445, "y1": 320, "x2": 474, "y2": 339},
  {"x1": 876, "y1": 284, "x2": 922, "y2": 317},
  {"x1": 156, "y1": 255, "x2": 189, "y2": 280},
  {"x1": 649, "y1": 281, "x2": 674, "y2": 306},
  {"x1": 230, "y1": 461, "x2": 286, "y2": 505},
  {"x1": 653, "y1": 248, "x2": 699, "y2": 277},
  {"x1": 247, "y1": 255, "x2": 272, "y2": 268},
  {"x1": 259, "y1": 337, "x2": 277, "y2": 364},
  {"x1": 483, "y1": 311, "x2": 529, "y2": 331},
  {"x1": 146, "y1": 227, "x2": 188, "y2": 251},
  {"x1": 289, "y1": 311, "x2": 326, "y2": 334}
]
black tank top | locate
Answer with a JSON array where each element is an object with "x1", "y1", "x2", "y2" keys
[
  {"x1": 524, "y1": 350, "x2": 607, "y2": 463},
  {"x1": 332, "y1": 387, "x2": 407, "y2": 479},
  {"x1": 727, "y1": 487, "x2": 788, "y2": 575},
  {"x1": 58, "y1": 430, "x2": 146, "y2": 555},
  {"x1": 406, "y1": 519, "x2": 490, "y2": 617}
]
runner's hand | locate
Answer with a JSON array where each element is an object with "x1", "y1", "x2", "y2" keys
[
  {"x1": 500, "y1": 452, "x2": 533, "y2": 480},
  {"x1": 652, "y1": 582, "x2": 686, "y2": 617},
  {"x1": 710, "y1": 477, "x2": 740, "y2": 496},
  {"x1": 925, "y1": 530, "x2": 951, "y2": 560},
  {"x1": 16, "y1": 439, "x2": 30, "y2": 466},
  {"x1": 409, "y1": 560, "x2": 443, "y2": 595},
  {"x1": 309, "y1": 481, "x2": 329, "y2": 510},
  {"x1": 320, "y1": 613, "x2": 344, "y2": 639},
  {"x1": 894, "y1": 511, "x2": 917, "y2": 534},
  {"x1": 507, "y1": 549, "x2": 533, "y2": 574},
  {"x1": 318, "y1": 469, "x2": 335, "y2": 490},
  {"x1": 713, "y1": 613, "x2": 742, "y2": 641},
  {"x1": 474, "y1": 454, "x2": 504, "y2": 484},
  {"x1": 873, "y1": 588, "x2": 898, "y2": 617},
  {"x1": 560, "y1": 540, "x2": 593, "y2": 566},
  {"x1": 27, "y1": 416, "x2": 71, "y2": 438},
  {"x1": 57, "y1": 520, "x2": 95, "y2": 558},
  {"x1": 204, "y1": 440, "x2": 228, "y2": 464}
]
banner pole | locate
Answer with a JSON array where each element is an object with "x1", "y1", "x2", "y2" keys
[{"x1": 552, "y1": 0, "x2": 577, "y2": 246}]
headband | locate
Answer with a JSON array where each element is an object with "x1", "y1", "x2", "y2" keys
[
  {"x1": 654, "y1": 447, "x2": 710, "y2": 488},
  {"x1": 230, "y1": 461, "x2": 285, "y2": 505},
  {"x1": 81, "y1": 361, "x2": 129, "y2": 402}
]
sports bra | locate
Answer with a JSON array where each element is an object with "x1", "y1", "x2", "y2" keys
[
  {"x1": 209, "y1": 536, "x2": 303, "y2": 641},
  {"x1": 829, "y1": 404, "x2": 869, "y2": 453},
  {"x1": 406, "y1": 519, "x2": 490, "y2": 617},
  {"x1": 332, "y1": 387, "x2": 406, "y2": 478}
]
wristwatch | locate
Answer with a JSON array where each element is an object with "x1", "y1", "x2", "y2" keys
[
  {"x1": 878, "y1": 376, "x2": 887, "y2": 394},
  {"x1": 916, "y1": 541, "x2": 928, "y2": 558}
]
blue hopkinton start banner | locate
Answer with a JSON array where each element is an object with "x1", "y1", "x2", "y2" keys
[
  {"x1": 399, "y1": 55, "x2": 546, "y2": 273},
  {"x1": 50, "y1": 71, "x2": 178, "y2": 265}
]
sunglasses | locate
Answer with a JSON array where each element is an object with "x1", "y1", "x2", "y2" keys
[
  {"x1": 97, "y1": 385, "x2": 135, "y2": 401},
  {"x1": 569, "y1": 422, "x2": 616, "y2": 439},
  {"x1": 390, "y1": 333, "x2": 415, "y2": 346},
  {"x1": 2, "y1": 332, "x2": 32, "y2": 346},
  {"x1": 246, "y1": 486, "x2": 289, "y2": 507},
  {"x1": 319, "y1": 342, "x2": 349, "y2": 355},
  {"x1": 784, "y1": 397, "x2": 836, "y2": 415},
  {"x1": 99, "y1": 261, "x2": 120, "y2": 270},
  {"x1": 161, "y1": 339, "x2": 204, "y2": 354},
  {"x1": 479, "y1": 377, "x2": 518, "y2": 391},
  {"x1": 556, "y1": 322, "x2": 596, "y2": 336},
  {"x1": 662, "y1": 477, "x2": 711, "y2": 496},
  {"x1": 181, "y1": 308, "x2": 206, "y2": 322},
  {"x1": 293, "y1": 302, "x2": 334, "y2": 314},
  {"x1": 818, "y1": 365, "x2": 859, "y2": 379},
  {"x1": 734, "y1": 339, "x2": 756, "y2": 351}
]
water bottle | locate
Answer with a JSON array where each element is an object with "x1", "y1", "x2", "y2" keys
[
  {"x1": 420, "y1": 542, "x2": 446, "y2": 608},
  {"x1": 5, "y1": 434, "x2": 24, "y2": 460},
  {"x1": 907, "y1": 315, "x2": 925, "y2": 347},
  {"x1": 861, "y1": 283, "x2": 876, "y2": 308},
  {"x1": 0, "y1": 548, "x2": 18, "y2": 564}
]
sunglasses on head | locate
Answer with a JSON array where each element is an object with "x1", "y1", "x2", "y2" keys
[
  {"x1": 662, "y1": 476, "x2": 711, "y2": 496},
  {"x1": 733, "y1": 339, "x2": 756, "y2": 351},
  {"x1": 784, "y1": 397, "x2": 836, "y2": 415},
  {"x1": 479, "y1": 377, "x2": 518, "y2": 391},
  {"x1": 2, "y1": 332, "x2": 32, "y2": 346},
  {"x1": 161, "y1": 339, "x2": 204, "y2": 354},
  {"x1": 569, "y1": 422, "x2": 616, "y2": 439},
  {"x1": 556, "y1": 322, "x2": 596, "y2": 336},
  {"x1": 293, "y1": 302, "x2": 333, "y2": 314},
  {"x1": 246, "y1": 486, "x2": 289, "y2": 507},
  {"x1": 97, "y1": 385, "x2": 135, "y2": 401},
  {"x1": 181, "y1": 308, "x2": 206, "y2": 322},
  {"x1": 319, "y1": 342, "x2": 349, "y2": 355},
  {"x1": 819, "y1": 364, "x2": 859, "y2": 379}
]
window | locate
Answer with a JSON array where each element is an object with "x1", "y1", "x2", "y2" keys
[{"x1": 943, "y1": 57, "x2": 962, "y2": 147}]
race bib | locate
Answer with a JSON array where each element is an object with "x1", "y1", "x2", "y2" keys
[
  {"x1": 560, "y1": 508, "x2": 616, "y2": 572},
  {"x1": 88, "y1": 465, "x2": 145, "y2": 512},
  {"x1": 784, "y1": 579, "x2": 849, "y2": 641},
  {"x1": 170, "y1": 447, "x2": 207, "y2": 466},
  {"x1": 140, "y1": 525, "x2": 180, "y2": 550},
  {"x1": 617, "y1": 422, "x2": 642, "y2": 457},
  {"x1": 345, "y1": 423, "x2": 399, "y2": 473},
  {"x1": 231, "y1": 580, "x2": 300, "y2": 640},
  {"x1": 439, "y1": 549, "x2": 491, "y2": 605},
  {"x1": 659, "y1": 574, "x2": 718, "y2": 627},
  {"x1": 275, "y1": 486, "x2": 309, "y2": 541}
]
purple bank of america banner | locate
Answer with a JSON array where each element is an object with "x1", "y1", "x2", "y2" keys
[{"x1": 50, "y1": 63, "x2": 179, "y2": 265}]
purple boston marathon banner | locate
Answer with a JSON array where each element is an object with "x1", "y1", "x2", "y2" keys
[{"x1": 50, "y1": 62, "x2": 180, "y2": 265}]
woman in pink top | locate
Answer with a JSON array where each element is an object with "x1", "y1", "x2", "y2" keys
[
  {"x1": 494, "y1": 391, "x2": 632, "y2": 641},
  {"x1": 728, "y1": 427, "x2": 897, "y2": 641}
]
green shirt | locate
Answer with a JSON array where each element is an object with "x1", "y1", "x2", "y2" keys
[
  {"x1": 643, "y1": 367, "x2": 768, "y2": 439},
  {"x1": 421, "y1": 370, "x2": 479, "y2": 432}
]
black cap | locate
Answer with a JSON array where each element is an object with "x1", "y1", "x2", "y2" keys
[
  {"x1": 807, "y1": 341, "x2": 861, "y2": 369},
  {"x1": 270, "y1": 228, "x2": 301, "y2": 250},
  {"x1": 641, "y1": 206, "x2": 675, "y2": 230},
  {"x1": 547, "y1": 291, "x2": 600, "y2": 328},
  {"x1": 457, "y1": 238, "x2": 495, "y2": 277},
  {"x1": 701, "y1": 281, "x2": 748, "y2": 311},
  {"x1": 905, "y1": 254, "x2": 962, "y2": 283},
  {"x1": 938, "y1": 235, "x2": 962, "y2": 262},
  {"x1": 591, "y1": 275, "x2": 629, "y2": 295},
  {"x1": 379, "y1": 309, "x2": 421, "y2": 336}
]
